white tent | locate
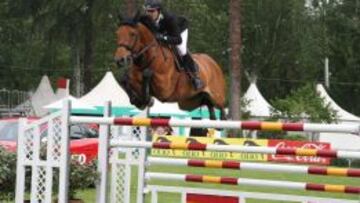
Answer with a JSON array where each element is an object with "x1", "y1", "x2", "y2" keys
[
  {"x1": 243, "y1": 83, "x2": 274, "y2": 118},
  {"x1": 317, "y1": 84, "x2": 360, "y2": 150},
  {"x1": 31, "y1": 75, "x2": 57, "y2": 116},
  {"x1": 317, "y1": 84, "x2": 360, "y2": 122},
  {"x1": 130, "y1": 98, "x2": 190, "y2": 136},
  {"x1": 149, "y1": 98, "x2": 188, "y2": 117},
  {"x1": 44, "y1": 96, "x2": 95, "y2": 110},
  {"x1": 79, "y1": 72, "x2": 134, "y2": 108}
]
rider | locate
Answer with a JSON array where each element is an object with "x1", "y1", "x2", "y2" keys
[{"x1": 143, "y1": 0, "x2": 204, "y2": 90}]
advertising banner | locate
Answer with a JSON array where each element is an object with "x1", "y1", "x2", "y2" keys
[
  {"x1": 152, "y1": 136, "x2": 331, "y2": 165},
  {"x1": 152, "y1": 135, "x2": 268, "y2": 161},
  {"x1": 268, "y1": 140, "x2": 331, "y2": 165}
]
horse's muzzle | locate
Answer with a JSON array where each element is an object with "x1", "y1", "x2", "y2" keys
[{"x1": 115, "y1": 56, "x2": 132, "y2": 68}]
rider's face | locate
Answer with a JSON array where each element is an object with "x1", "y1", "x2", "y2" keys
[{"x1": 145, "y1": 9, "x2": 160, "y2": 21}]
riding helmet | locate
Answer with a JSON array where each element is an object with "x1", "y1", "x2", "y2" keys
[{"x1": 144, "y1": 0, "x2": 162, "y2": 10}]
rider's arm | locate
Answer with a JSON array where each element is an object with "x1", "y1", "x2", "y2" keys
[{"x1": 161, "y1": 15, "x2": 182, "y2": 45}]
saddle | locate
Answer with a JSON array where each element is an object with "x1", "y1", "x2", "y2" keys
[{"x1": 167, "y1": 45, "x2": 200, "y2": 74}]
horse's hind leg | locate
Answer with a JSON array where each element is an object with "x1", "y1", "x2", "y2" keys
[
  {"x1": 205, "y1": 100, "x2": 226, "y2": 131},
  {"x1": 200, "y1": 94, "x2": 216, "y2": 120},
  {"x1": 206, "y1": 103, "x2": 216, "y2": 120},
  {"x1": 220, "y1": 108, "x2": 227, "y2": 120}
]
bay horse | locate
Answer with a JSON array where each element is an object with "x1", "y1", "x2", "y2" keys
[{"x1": 114, "y1": 16, "x2": 226, "y2": 120}]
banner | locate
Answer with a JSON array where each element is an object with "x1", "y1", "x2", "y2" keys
[
  {"x1": 70, "y1": 138, "x2": 98, "y2": 164},
  {"x1": 152, "y1": 135, "x2": 332, "y2": 165},
  {"x1": 268, "y1": 140, "x2": 331, "y2": 165},
  {"x1": 152, "y1": 135, "x2": 268, "y2": 161}
]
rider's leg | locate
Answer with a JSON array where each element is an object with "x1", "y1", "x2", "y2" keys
[
  {"x1": 177, "y1": 29, "x2": 204, "y2": 90},
  {"x1": 182, "y1": 54, "x2": 204, "y2": 89}
]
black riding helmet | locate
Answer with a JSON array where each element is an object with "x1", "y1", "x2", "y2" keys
[{"x1": 144, "y1": 0, "x2": 162, "y2": 10}]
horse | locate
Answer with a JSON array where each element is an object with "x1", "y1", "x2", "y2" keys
[{"x1": 114, "y1": 16, "x2": 226, "y2": 120}]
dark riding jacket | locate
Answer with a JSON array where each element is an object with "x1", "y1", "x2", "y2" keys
[{"x1": 155, "y1": 11, "x2": 188, "y2": 45}]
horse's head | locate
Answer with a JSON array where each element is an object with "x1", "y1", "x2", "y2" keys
[
  {"x1": 114, "y1": 16, "x2": 157, "y2": 69},
  {"x1": 114, "y1": 22, "x2": 141, "y2": 68}
]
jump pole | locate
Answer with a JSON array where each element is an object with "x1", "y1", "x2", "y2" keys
[
  {"x1": 148, "y1": 157, "x2": 360, "y2": 178},
  {"x1": 70, "y1": 116, "x2": 360, "y2": 134},
  {"x1": 146, "y1": 172, "x2": 360, "y2": 194}
]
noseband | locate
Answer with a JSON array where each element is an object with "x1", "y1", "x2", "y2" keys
[{"x1": 118, "y1": 32, "x2": 157, "y2": 68}]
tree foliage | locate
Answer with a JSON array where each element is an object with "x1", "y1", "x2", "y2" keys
[{"x1": 271, "y1": 84, "x2": 337, "y2": 122}]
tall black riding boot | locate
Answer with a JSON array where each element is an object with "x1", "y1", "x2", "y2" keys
[{"x1": 182, "y1": 54, "x2": 204, "y2": 90}]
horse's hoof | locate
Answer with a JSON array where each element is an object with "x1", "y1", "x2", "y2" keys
[{"x1": 134, "y1": 103, "x2": 146, "y2": 110}]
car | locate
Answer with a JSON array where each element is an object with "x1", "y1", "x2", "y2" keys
[
  {"x1": 70, "y1": 124, "x2": 98, "y2": 139},
  {"x1": 0, "y1": 118, "x2": 35, "y2": 152},
  {"x1": 0, "y1": 117, "x2": 100, "y2": 164}
]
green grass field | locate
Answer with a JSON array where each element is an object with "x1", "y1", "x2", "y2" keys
[{"x1": 75, "y1": 164, "x2": 360, "y2": 203}]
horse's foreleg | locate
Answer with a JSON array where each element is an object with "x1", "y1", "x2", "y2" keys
[
  {"x1": 119, "y1": 73, "x2": 144, "y2": 108},
  {"x1": 142, "y1": 69, "x2": 153, "y2": 106},
  {"x1": 119, "y1": 73, "x2": 135, "y2": 102}
]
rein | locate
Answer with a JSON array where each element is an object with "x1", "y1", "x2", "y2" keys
[{"x1": 118, "y1": 34, "x2": 157, "y2": 69}]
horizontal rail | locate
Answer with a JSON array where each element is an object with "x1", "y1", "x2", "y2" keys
[
  {"x1": 148, "y1": 157, "x2": 360, "y2": 178},
  {"x1": 70, "y1": 116, "x2": 360, "y2": 134},
  {"x1": 146, "y1": 172, "x2": 360, "y2": 194},
  {"x1": 148, "y1": 185, "x2": 359, "y2": 203}
]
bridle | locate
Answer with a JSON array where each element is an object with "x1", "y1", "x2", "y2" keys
[{"x1": 117, "y1": 29, "x2": 157, "y2": 68}]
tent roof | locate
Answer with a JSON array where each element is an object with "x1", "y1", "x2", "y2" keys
[
  {"x1": 243, "y1": 83, "x2": 273, "y2": 117},
  {"x1": 31, "y1": 75, "x2": 56, "y2": 116},
  {"x1": 130, "y1": 98, "x2": 189, "y2": 117},
  {"x1": 149, "y1": 98, "x2": 188, "y2": 117},
  {"x1": 44, "y1": 96, "x2": 96, "y2": 110},
  {"x1": 316, "y1": 84, "x2": 360, "y2": 122},
  {"x1": 79, "y1": 72, "x2": 134, "y2": 108}
]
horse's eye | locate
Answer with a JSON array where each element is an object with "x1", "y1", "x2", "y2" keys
[{"x1": 130, "y1": 33, "x2": 136, "y2": 38}]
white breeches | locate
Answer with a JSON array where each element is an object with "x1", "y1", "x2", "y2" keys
[{"x1": 177, "y1": 29, "x2": 188, "y2": 56}]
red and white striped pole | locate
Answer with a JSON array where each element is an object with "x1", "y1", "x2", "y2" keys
[
  {"x1": 145, "y1": 172, "x2": 360, "y2": 194},
  {"x1": 70, "y1": 117, "x2": 360, "y2": 134},
  {"x1": 148, "y1": 157, "x2": 360, "y2": 178}
]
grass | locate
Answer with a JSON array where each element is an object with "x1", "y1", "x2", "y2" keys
[{"x1": 75, "y1": 164, "x2": 360, "y2": 203}]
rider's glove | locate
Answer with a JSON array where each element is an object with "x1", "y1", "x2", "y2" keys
[{"x1": 155, "y1": 33, "x2": 168, "y2": 43}]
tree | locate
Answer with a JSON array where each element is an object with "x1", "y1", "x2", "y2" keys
[
  {"x1": 271, "y1": 84, "x2": 337, "y2": 123},
  {"x1": 242, "y1": 0, "x2": 325, "y2": 101},
  {"x1": 125, "y1": 0, "x2": 137, "y2": 17},
  {"x1": 2, "y1": 0, "x2": 127, "y2": 95},
  {"x1": 320, "y1": 0, "x2": 360, "y2": 115},
  {"x1": 229, "y1": 0, "x2": 243, "y2": 124}
]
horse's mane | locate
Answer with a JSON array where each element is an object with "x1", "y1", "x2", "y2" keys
[
  {"x1": 120, "y1": 13, "x2": 157, "y2": 34},
  {"x1": 138, "y1": 16, "x2": 157, "y2": 33}
]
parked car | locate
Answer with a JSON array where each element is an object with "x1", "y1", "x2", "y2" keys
[
  {"x1": 0, "y1": 117, "x2": 100, "y2": 164},
  {"x1": 0, "y1": 118, "x2": 33, "y2": 152}
]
